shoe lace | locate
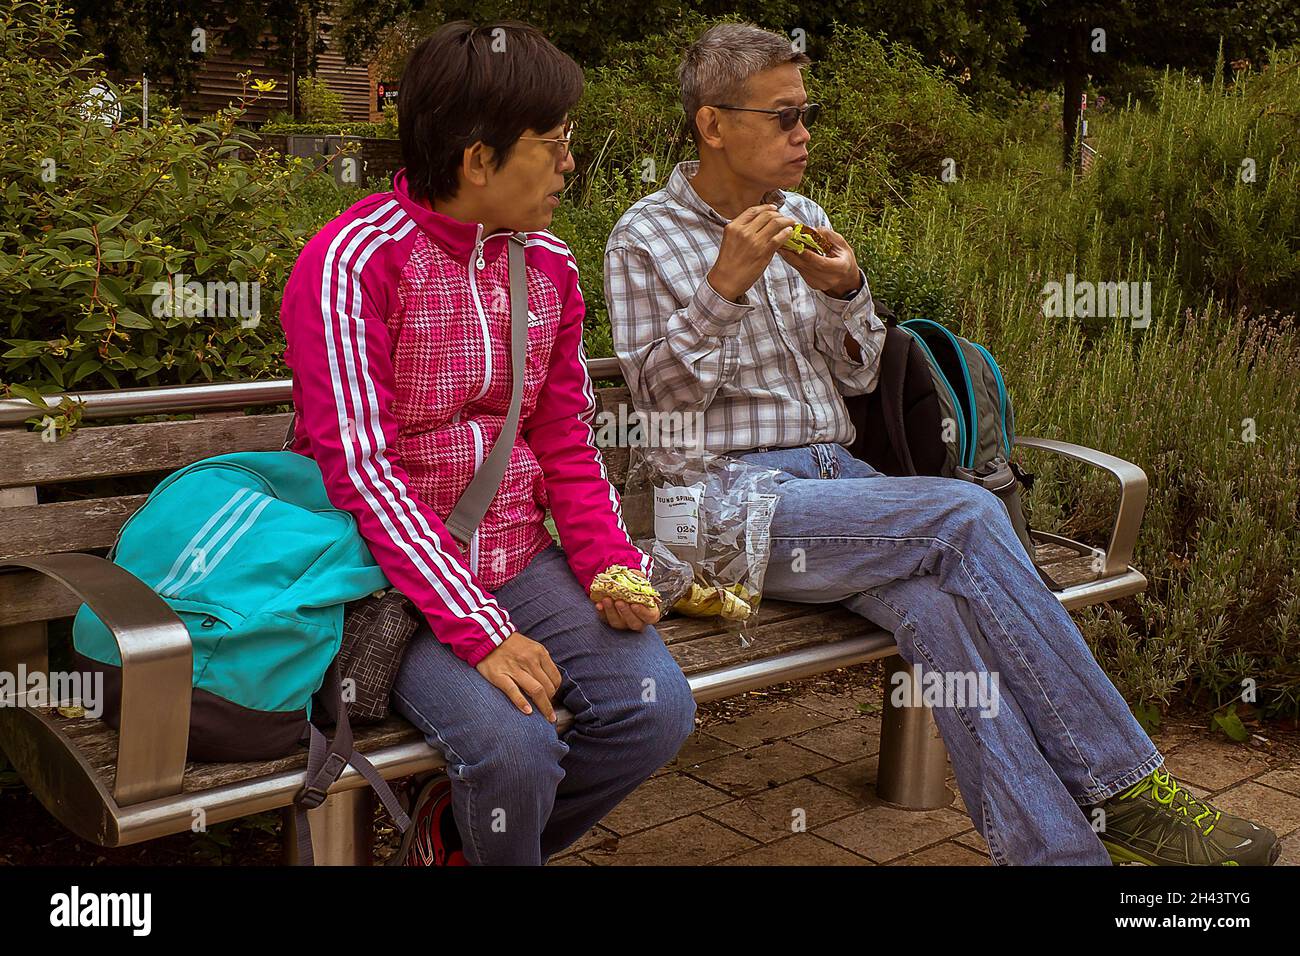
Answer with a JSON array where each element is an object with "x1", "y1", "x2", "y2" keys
[{"x1": 1118, "y1": 767, "x2": 1222, "y2": 834}]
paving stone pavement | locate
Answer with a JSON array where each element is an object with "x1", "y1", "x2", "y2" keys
[{"x1": 548, "y1": 671, "x2": 1300, "y2": 867}]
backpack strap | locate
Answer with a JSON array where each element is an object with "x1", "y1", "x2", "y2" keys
[
  {"x1": 281, "y1": 412, "x2": 296, "y2": 451},
  {"x1": 878, "y1": 325, "x2": 919, "y2": 476},
  {"x1": 292, "y1": 662, "x2": 411, "y2": 866}
]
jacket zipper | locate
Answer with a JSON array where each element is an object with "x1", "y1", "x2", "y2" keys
[
  {"x1": 467, "y1": 224, "x2": 494, "y2": 404},
  {"x1": 467, "y1": 418, "x2": 484, "y2": 575},
  {"x1": 462, "y1": 224, "x2": 516, "y2": 577}
]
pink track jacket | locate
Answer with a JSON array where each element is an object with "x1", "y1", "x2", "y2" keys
[{"x1": 279, "y1": 169, "x2": 651, "y2": 666}]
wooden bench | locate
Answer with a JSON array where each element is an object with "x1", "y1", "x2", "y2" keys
[{"x1": 0, "y1": 359, "x2": 1149, "y2": 864}]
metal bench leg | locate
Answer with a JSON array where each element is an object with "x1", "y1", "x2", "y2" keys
[
  {"x1": 281, "y1": 787, "x2": 375, "y2": 865},
  {"x1": 876, "y1": 655, "x2": 952, "y2": 810}
]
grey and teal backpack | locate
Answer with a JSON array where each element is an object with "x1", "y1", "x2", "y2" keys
[
  {"x1": 846, "y1": 315, "x2": 1059, "y2": 589},
  {"x1": 72, "y1": 449, "x2": 410, "y2": 861}
]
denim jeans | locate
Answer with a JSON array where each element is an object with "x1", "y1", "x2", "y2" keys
[
  {"x1": 732, "y1": 441, "x2": 1163, "y2": 865},
  {"x1": 392, "y1": 544, "x2": 697, "y2": 865}
]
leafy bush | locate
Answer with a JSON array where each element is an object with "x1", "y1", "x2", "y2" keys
[
  {"x1": 261, "y1": 100, "x2": 398, "y2": 139},
  {"x1": 295, "y1": 74, "x2": 344, "y2": 123},
  {"x1": 805, "y1": 25, "x2": 999, "y2": 206},
  {"x1": 0, "y1": 2, "x2": 356, "y2": 429},
  {"x1": 260, "y1": 120, "x2": 391, "y2": 137},
  {"x1": 572, "y1": 12, "x2": 718, "y2": 195},
  {"x1": 1078, "y1": 47, "x2": 1300, "y2": 317}
]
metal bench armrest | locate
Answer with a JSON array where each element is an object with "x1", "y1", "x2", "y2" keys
[
  {"x1": 1014, "y1": 436, "x2": 1149, "y2": 579},
  {"x1": 0, "y1": 553, "x2": 192, "y2": 805}
]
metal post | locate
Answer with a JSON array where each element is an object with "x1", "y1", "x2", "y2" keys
[
  {"x1": 876, "y1": 655, "x2": 952, "y2": 810},
  {"x1": 282, "y1": 787, "x2": 375, "y2": 866}
]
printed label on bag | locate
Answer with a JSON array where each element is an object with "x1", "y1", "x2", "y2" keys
[
  {"x1": 745, "y1": 493, "x2": 780, "y2": 568},
  {"x1": 654, "y1": 484, "x2": 703, "y2": 547}
]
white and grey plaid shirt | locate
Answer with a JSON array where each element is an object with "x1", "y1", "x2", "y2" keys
[{"x1": 604, "y1": 160, "x2": 887, "y2": 455}]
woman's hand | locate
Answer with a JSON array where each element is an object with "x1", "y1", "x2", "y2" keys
[
  {"x1": 593, "y1": 597, "x2": 661, "y2": 632},
  {"x1": 588, "y1": 564, "x2": 662, "y2": 631},
  {"x1": 475, "y1": 632, "x2": 562, "y2": 722}
]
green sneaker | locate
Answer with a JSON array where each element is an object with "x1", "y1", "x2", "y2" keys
[{"x1": 1094, "y1": 766, "x2": 1280, "y2": 866}]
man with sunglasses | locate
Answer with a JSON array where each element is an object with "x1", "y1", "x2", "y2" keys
[{"x1": 604, "y1": 21, "x2": 1280, "y2": 866}]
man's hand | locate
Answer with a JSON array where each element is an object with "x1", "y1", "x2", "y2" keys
[
  {"x1": 707, "y1": 203, "x2": 798, "y2": 304},
  {"x1": 777, "y1": 224, "x2": 862, "y2": 298},
  {"x1": 475, "y1": 632, "x2": 562, "y2": 722},
  {"x1": 593, "y1": 596, "x2": 661, "y2": 632}
]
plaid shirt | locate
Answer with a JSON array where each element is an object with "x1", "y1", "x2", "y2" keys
[{"x1": 604, "y1": 160, "x2": 887, "y2": 455}]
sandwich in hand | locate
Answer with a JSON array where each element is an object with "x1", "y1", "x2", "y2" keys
[{"x1": 782, "y1": 222, "x2": 832, "y2": 256}]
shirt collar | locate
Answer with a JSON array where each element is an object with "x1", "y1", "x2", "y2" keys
[
  {"x1": 666, "y1": 160, "x2": 789, "y2": 224},
  {"x1": 391, "y1": 168, "x2": 516, "y2": 267}
]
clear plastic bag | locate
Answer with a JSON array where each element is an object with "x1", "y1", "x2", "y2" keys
[
  {"x1": 623, "y1": 446, "x2": 782, "y2": 636},
  {"x1": 633, "y1": 537, "x2": 695, "y2": 613}
]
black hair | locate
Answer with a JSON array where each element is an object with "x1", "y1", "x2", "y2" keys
[{"x1": 398, "y1": 20, "x2": 583, "y2": 201}]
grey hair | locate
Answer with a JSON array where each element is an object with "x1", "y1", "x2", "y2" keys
[{"x1": 678, "y1": 22, "x2": 811, "y2": 143}]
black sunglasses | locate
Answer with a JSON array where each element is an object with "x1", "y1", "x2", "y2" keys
[{"x1": 709, "y1": 102, "x2": 821, "y2": 132}]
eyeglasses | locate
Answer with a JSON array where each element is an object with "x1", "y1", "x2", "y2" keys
[
  {"x1": 709, "y1": 102, "x2": 821, "y2": 132},
  {"x1": 518, "y1": 118, "x2": 576, "y2": 160}
]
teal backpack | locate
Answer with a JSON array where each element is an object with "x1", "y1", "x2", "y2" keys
[{"x1": 72, "y1": 449, "x2": 410, "y2": 861}]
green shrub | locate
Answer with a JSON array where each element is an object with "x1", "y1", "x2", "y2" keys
[
  {"x1": 573, "y1": 12, "x2": 720, "y2": 196},
  {"x1": 1077, "y1": 47, "x2": 1300, "y2": 317},
  {"x1": 0, "y1": 2, "x2": 362, "y2": 431},
  {"x1": 260, "y1": 120, "x2": 393, "y2": 138},
  {"x1": 296, "y1": 74, "x2": 344, "y2": 124},
  {"x1": 806, "y1": 25, "x2": 999, "y2": 207}
]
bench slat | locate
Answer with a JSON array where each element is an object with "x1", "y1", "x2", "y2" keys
[
  {"x1": 39, "y1": 711, "x2": 425, "y2": 795},
  {"x1": 655, "y1": 600, "x2": 828, "y2": 645},
  {"x1": 0, "y1": 415, "x2": 291, "y2": 487},
  {"x1": 1038, "y1": 550, "x2": 1104, "y2": 584},
  {"x1": 0, "y1": 495, "x2": 149, "y2": 562},
  {"x1": 0, "y1": 573, "x2": 86, "y2": 626},
  {"x1": 672, "y1": 607, "x2": 866, "y2": 674},
  {"x1": 0, "y1": 390, "x2": 633, "y2": 489}
]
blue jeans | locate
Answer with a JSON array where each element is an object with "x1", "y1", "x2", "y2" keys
[
  {"x1": 391, "y1": 544, "x2": 696, "y2": 865},
  {"x1": 733, "y1": 442, "x2": 1163, "y2": 865}
]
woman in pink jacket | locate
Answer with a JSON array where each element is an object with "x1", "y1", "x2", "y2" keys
[{"x1": 279, "y1": 20, "x2": 696, "y2": 865}]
